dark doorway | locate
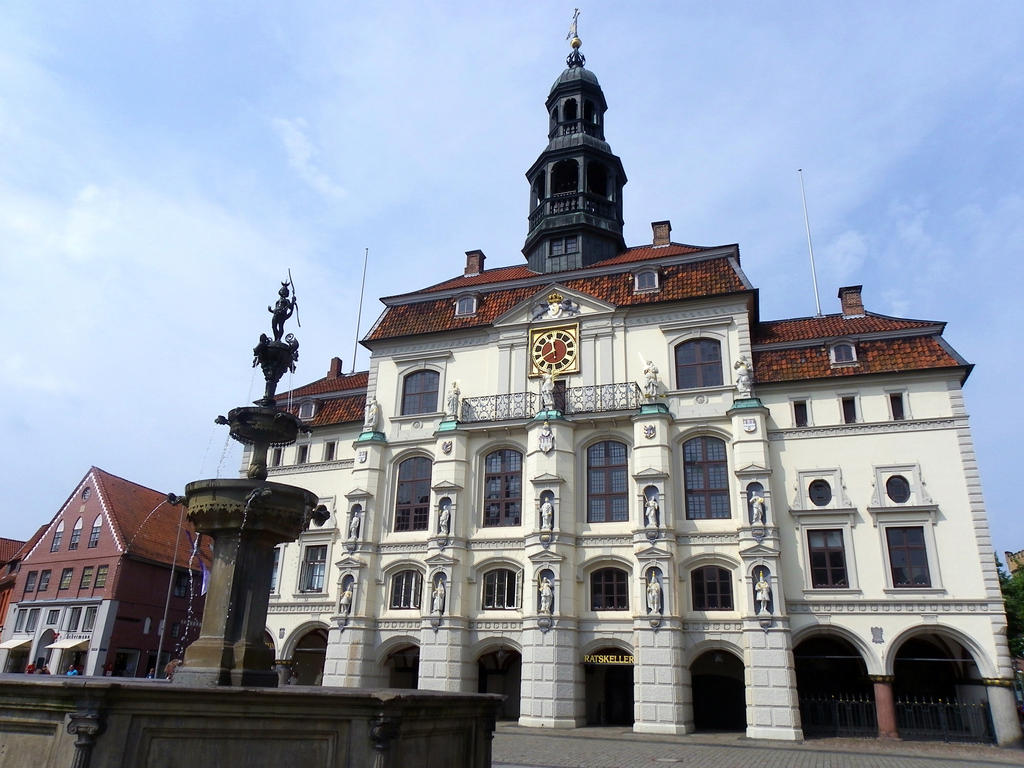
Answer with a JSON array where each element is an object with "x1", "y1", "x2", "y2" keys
[
  {"x1": 794, "y1": 635, "x2": 876, "y2": 738},
  {"x1": 584, "y1": 647, "x2": 634, "y2": 726},
  {"x1": 386, "y1": 645, "x2": 420, "y2": 689},
  {"x1": 478, "y1": 648, "x2": 522, "y2": 720},
  {"x1": 292, "y1": 628, "x2": 328, "y2": 685},
  {"x1": 690, "y1": 650, "x2": 745, "y2": 731}
]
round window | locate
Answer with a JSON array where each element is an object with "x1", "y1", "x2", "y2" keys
[
  {"x1": 808, "y1": 479, "x2": 832, "y2": 507},
  {"x1": 885, "y1": 475, "x2": 911, "y2": 504}
]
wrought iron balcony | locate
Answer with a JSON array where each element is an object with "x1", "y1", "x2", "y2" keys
[
  {"x1": 527, "y1": 192, "x2": 616, "y2": 229},
  {"x1": 458, "y1": 383, "x2": 642, "y2": 424},
  {"x1": 461, "y1": 392, "x2": 537, "y2": 423}
]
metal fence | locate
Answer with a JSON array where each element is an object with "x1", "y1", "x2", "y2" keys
[
  {"x1": 798, "y1": 695, "x2": 878, "y2": 738},
  {"x1": 895, "y1": 697, "x2": 995, "y2": 744},
  {"x1": 458, "y1": 383, "x2": 643, "y2": 423}
]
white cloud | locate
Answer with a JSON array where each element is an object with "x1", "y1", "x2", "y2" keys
[
  {"x1": 271, "y1": 117, "x2": 347, "y2": 201},
  {"x1": 820, "y1": 229, "x2": 868, "y2": 283}
]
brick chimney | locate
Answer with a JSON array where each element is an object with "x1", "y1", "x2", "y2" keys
[
  {"x1": 328, "y1": 356, "x2": 343, "y2": 378},
  {"x1": 464, "y1": 250, "x2": 486, "y2": 276},
  {"x1": 651, "y1": 220, "x2": 672, "y2": 246},
  {"x1": 838, "y1": 285, "x2": 865, "y2": 317}
]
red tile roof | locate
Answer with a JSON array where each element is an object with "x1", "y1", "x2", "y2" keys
[
  {"x1": 282, "y1": 393, "x2": 367, "y2": 427},
  {"x1": 756, "y1": 313, "x2": 938, "y2": 343},
  {"x1": 278, "y1": 371, "x2": 368, "y2": 399},
  {"x1": 0, "y1": 538, "x2": 25, "y2": 564},
  {"x1": 367, "y1": 256, "x2": 747, "y2": 342},
  {"x1": 591, "y1": 243, "x2": 708, "y2": 266},
  {"x1": 90, "y1": 468, "x2": 212, "y2": 568},
  {"x1": 754, "y1": 336, "x2": 963, "y2": 383}
]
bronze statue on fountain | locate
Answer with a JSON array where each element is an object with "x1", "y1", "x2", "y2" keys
[{"x1": 174, "y1": 278, "x2": 327, "y2": 688}]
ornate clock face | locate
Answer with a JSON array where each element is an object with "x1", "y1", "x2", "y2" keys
[{"x1": 530, "y1": 325, "x2": 579, "y2": 374}]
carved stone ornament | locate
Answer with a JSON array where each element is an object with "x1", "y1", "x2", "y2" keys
[
  {"x1": 538, "y1": 421, "x2": 554, "y2": 454},
  {"x1": 357, "y1": 450, "x2": 367, "y2": 464},
  {"x1": 642, "y1": 424, "x2": 656, "y2": 440},
  {"x1": 695, "y1": 394, "x2": 707, "y2": 405},
  {"x1": 743, "y1": 418, "x2": 757, "y2": 434},
  {"x1": 441, "y1": 440, "x2": 453, "y2": 455},
  {"x1": 871, "y1": 626, "x2": 884, "y2": 644}
]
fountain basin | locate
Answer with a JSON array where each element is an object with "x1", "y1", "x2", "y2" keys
[{"x1": 0, "y1": 677, "x2": 500, "y2": 768}]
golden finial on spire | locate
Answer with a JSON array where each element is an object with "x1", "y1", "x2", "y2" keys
[{"x1": 567, "y1": 8, "x2": 582, "y2": 49}]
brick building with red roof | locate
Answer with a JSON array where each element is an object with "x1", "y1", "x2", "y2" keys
[
  {"x1": 0, "y1": 468, "x2": 210, "y2": 677},
  {"x1": 249, "y1": 41, "x2": 1018, "y2": 744}
]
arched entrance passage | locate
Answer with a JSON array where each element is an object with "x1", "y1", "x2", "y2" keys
[
  {"x1": 478, "y1": 647, "x2": 522, "y2": 720},
  {"x1": 794, "y1": 635, "x2": 876, "y2": 738},
  {"x1": 291, "y1": 628, "x2": 328, "y2": 685},
  {"x1": 583, "y1": 646, "x2": 634, "y2": 726},
  {"x1": 690, "y1": 649, "x2": 745, "y2": 731},
  {"x1": 385, "y1": 645, "x2": 420, "y2": 689},
  {"x1": 890, "y1": 632, "x2": 992, "y2": 743}
]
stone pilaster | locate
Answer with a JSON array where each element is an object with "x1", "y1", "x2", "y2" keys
[
  {"x1": 519, "y1": 623, "x2": 582, "y2": 728},
  {"x1": 322, "y1": 620, "x2": 382, "y2": 687},
  {"x1": 633, "y1": 621, "x2": 690, "y2": 734},
  {"x1": 984, "y1": 678, "x2": 1024, "y2": 745},
  {"x1": 743, "y1": 620, "x2": 802, "y2": 740},
  {"x1": 418, "y1": 619, "x2": 474, "y2": 692}
]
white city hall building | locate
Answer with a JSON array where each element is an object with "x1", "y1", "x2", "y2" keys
[{"x1": 256, "y1": 43, "x2": 1021, "y2": 744}]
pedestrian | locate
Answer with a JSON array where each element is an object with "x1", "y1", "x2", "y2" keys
[{"x1": 65, "y1": 665, "x2": 79, "y2": 676}]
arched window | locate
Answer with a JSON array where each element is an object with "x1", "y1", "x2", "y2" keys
[
  {"x1": 401, "y1": 370, "x2": 439, "y2": 415},
  {"x1": 587, "y1": 441, "x2": 629, "y2": 523},
  {"x1": 684, "y1": 436, "x2": 730, "y2": 519},
  {"x1": 51, "y1": 521, "x2": 64, "y2": 552},
  {"x1": 455, "y1": 295, "x2": 477, "y2": 316},
  {"x1": 563, "y1": 98, "x2": 578, "y2": 121},
  {"x1": 483, "y1": 450, "x2": 522, "y2": 527},
  {"x1": 831, "y1": 342, "x2": 856, "y2": 364},
  {"x1": 634, "y1": 270, "x2": 658, "y2": 291},
  {"x1": 590, "y1": 567, "x2": 629, "y2": 610},
  {"x1": 88, "y1": 515, "x2": 102, "y2": 548},
  {"x1": 482, "y1": 568, "x2": 519, "y2": 609},
  {"x1": 675, "y1": 339, "x2": 723, "y2": 389},
  {"x1": 583, "y1": 99, "x2": 595, "y2": 123},
  {"x1": 691, "y1": 566, "x2": 733, "y2": 610},
  {"x1": 551, "y1": 160, "x2": 579, "y2": 194},
  {"x1": 395, "y1": 457, "x2": 432, "y2": 532},
  {"x1": 390, "y1": 570, "x2": 423, "y2": 609},
  {"x1": 533, "y1": 171, "x2": 546, "y2": 204},
  {"x1": 586, "y1": 162, "x2": 608, "y2": 196},
  {"x1": 68, "y1": 518, "x2": 83, "y2": 550}
]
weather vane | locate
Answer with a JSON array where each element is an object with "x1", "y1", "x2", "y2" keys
[{"x1": 566, "y1": 8, "x2": 585, "y2": 68}]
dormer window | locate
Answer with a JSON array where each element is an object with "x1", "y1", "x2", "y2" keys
[
  {"x1": 455, "y1": 295, "x2": 477, "y2": 317},
  {"x1": 298, "y1": 401, "x2": 315, "y2": 420},
  {"x1": 830, "y1": 342, "x2": 857, "y2": 364},
  {"x1": 634, "y1": 270, "x2": 659, "y2": 292}
]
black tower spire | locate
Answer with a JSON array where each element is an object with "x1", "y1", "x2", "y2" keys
[{"x1": 523, "y1": 29, "x2": 627, "y2": 273}]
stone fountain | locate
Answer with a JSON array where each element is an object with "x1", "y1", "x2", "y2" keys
[
  {"x1": 0, "y1": 280, "x2": 500, "y2": 768},
  {"x1": 174, "y1": 280, "x2": 327, "y2": 688}
]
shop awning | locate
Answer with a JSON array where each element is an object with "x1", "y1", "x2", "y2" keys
[
  {"x1": 0, "y1": 637, "x2": 32, "y2": 650},
  {"x1": 45, "y1": 637, "x2": 89, "y2": 650}
]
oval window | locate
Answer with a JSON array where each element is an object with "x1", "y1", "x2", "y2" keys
[
  {"x1": 808, "y1": 479, "x2": 832, "y2": 507},
  {"x1": 885, "y1": 475, "x2": 911, "y2": 504}
]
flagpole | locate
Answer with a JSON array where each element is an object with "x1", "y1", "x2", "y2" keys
[
  {"x1": 155, "y1": 501, "x2": 185, "y2": 677},
  {"x1": 798, "y1": 169, "x2": 823, "y2": 317},
  {"x1": 351, "y1": 248, "x2": 369, "y2": 374}
]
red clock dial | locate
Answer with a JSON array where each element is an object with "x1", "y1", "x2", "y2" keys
[{"x1": 541, "y1": 339, "x2": 567, "y2": 363}]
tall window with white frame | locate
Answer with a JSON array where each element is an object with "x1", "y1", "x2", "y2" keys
[
  {"x1": 300, "y1": 545, "x2": 327, "y2": 593},
  {"x1": 390, "y1": 570, "x2": 422, "y2": 609},
  {"x1": 807, "y1": 530, "x2": 848, "y2": 588},
  {"x1": 270, "y1": 547, "x2": 281, "y2": 593},
  {"x1": 683, "y1": 436, "x2": 730, "y2": 519},
  {"x1": 886, "y1": 527, "x2": 930, "y2": 587},
  {"x1": 88, "y1": 515, "x2": 102, "y2": 547},
  {"x1": 483, "y1": 450, "x2": 523, "y2": 527},
  {"x1": 51, "y1": 522, "x2": 64, "y2": 552},
  {"x1": 675, "y1": 339, "x2": 723, "y2": 388},
  {"x1": 69, "y1": 518, "x2": 83, "y2": 550},
  {"x1": 691, "y1": 566, "x2": 733, "y2": 610},
  {"x1": 401, "y1": 370, "x2": 440, "y2": 415},
  {"x1": 889, "y1": 392, "x2": 906, "y2": 421},
  {"x1": 395, "y1": 457, "x2": 432, "y2": 531},
  {"x1": 586, "y1": 441, "x2": 629, "y2": 523},
  {"x1": 590, "y1": 567, "x2": 629, "y2": 610},
  {"x1": 482, "y1": 568, "x2": 519, "y2": 610}
]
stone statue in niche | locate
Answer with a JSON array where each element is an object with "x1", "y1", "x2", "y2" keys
[
  {"x1": 538, "y1": 576, "x2": 553, "y2": 614},
  {"x1": 749, "y1": 494, "x2": 766, "y2": 526},
  {"x1": 347, "y1": 511, "x2": 360, "y2": 541},
  {"x1": 646, "y1": 576, "x2": 662, "y2": 614},
  {"x1": 540, "y1": 372, "x2": 556, "y2": 411},
  {"x1": 644, "y1": 494, "x2": 660, "y2": 528},
  {"x1": 445, "y1": 382, "x2": 461, "y2": 418},
  {"x1": 339, "y1": 584, "x2": 353, "y2": 616},
  {"x1": 540, "y1": 497, "x2": 554, "y2": 530},
  {"x1": 643, "y1": 360, "x2": 660, "y2": 399},
  {"x1": 364, "y1": 397, "x2": 380, "y2": 430},
  {"x1": 734, "y1": 356, "x2": 754, "y2": 397},
  {"x1": 438, "y1": 501, "x2": 451, "y2": 536},
  {"x1": 431, "y1": 578, "x2": 446, "y2": 614},
  {"x1": 755, "y1": 570, "x2": 771, "y2": 615}
]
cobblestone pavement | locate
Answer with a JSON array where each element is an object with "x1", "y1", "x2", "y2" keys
[{"x1": 492, "y1": 724, "x2": 1024, "y2": 768}]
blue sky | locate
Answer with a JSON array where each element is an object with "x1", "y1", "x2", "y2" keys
[{"x1": 1, "y1": 3, "x2": 1021, "y2": 560}]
